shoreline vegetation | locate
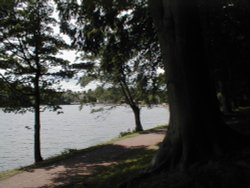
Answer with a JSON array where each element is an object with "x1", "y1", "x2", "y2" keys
[{"x1": 0, "y1": 125, "x2": 167, "y2": 184}]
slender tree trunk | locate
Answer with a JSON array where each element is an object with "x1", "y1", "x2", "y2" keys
[
  {"x1": 33, "y1": 20, "x2": 43, "y2": 163},
  {"x1": 120, "y1": 82, "x2": 143, "y2": 132},
  {"x1": 34, "y1": 72, "x2": 43, "y2": 163},
  {"x1": 149, "y1": 0, "x2": 247, "y2": 170},
  {"x1": 132, "y1": 105, "x2": 143, "y2": 132}
]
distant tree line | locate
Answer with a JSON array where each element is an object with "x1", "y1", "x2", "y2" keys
[
  {"x1": 35, "y1": 85, "x2": 167, "y2": 106},
  {"x1": 79, "y1": 85, "x2": 167, "y2": 105}
]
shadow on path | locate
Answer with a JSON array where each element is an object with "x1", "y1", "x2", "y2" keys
[{"x1": 35, "y1": 144, "x2": 155, "y2": 188}]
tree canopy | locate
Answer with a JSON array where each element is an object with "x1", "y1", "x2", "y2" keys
[
  {"x1": 54, "y1": 0, "x2": 250, "y2": 172},
  {"x1": 55, "y1": 0, "x2": 165, "y2": 131},
  {"x1": 0, "y1": 0, "x2": 72, "y2": 162},
  {"x1": 0, "y1": 0, "x2": 73, "y2": 111}
]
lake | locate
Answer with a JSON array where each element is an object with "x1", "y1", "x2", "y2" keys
[{"x1": 0, "y1": 105, "x2": 169, "y2": 172}]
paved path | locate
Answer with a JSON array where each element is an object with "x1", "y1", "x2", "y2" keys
[{"x1": 0, "y1": 130, "x2": 165, "y2": 188}]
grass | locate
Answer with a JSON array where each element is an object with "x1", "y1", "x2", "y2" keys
[
  {"x1": 69, "y1": 149, "x2": 156, "y2": 188},
  {"x1": 22, "y1": 144, "x2": 106, "y2": 169},
  {"x1": 129, "y1": 149, "x2": 250, "y2": 188},
  {"x1": 0, "y1": 169, "x2": 21, "y2": 180},
  {"x1": 0, "y1": 145, "x2": 108, "y2": 180},
  {"x1": 118, "y1": 124, "x2": 167, "y2": 138},
  {"x1": 0, "y1": 125, "x2": 167, "y2": 184}
]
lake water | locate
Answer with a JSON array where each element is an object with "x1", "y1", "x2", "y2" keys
[{"x1": 0, "y1": 105, "x2": 169, "y2": 172}]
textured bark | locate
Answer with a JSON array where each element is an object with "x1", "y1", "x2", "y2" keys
[
  {"x1": 149, "y1": 0, "x2": 246, "y2": 169},
  {"x1": 120, "y1": 82, "x2": 143, "y2": 132},
  {"x1": 34, "y1": 34, "x2": 43, "y2": 163},
  {"x1": 132, "y1": 105, "x2": 143, "y2": 132},
  {"x1": 34, "y1": 72, "x2": 43, "y2": 163}
]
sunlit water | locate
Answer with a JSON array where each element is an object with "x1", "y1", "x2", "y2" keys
[{"x1": 0, "y1": 105, "x2": 169, "y2": 172}]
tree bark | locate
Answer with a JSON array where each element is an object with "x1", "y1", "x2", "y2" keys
[
  {"x1": 149, "y1": 0, "x2": 247, "y2": 169},
  {"x1": 34, "y1": 28, "x2": 43, "y2": 163},
  {"x1": 120, "y1": 81, "x2": 143, "y2": 132},
  {"x1": 34, "y1": 72, "x2": 43, "y2": 163},
  {"x1": 132, "y1": 105, "x2": 143, "y2": 132}
]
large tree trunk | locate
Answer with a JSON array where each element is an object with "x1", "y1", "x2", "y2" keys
[
  {"x1": 149, "y1": 0, "x2": 246, "y2": 169},
  {"x1": 34, "y1": 72, "x2": 43, "y2": 163}
]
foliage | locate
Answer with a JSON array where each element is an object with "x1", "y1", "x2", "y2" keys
[
  {"x1": 78, "y1": 85, "x2": 167, "y2": 105},
  {"x1": 203, "y1": 0, "x2": 250, "y2": 112},
  {"x1": 59, "y1": 90, "x2": 84, "y2": 104},
  {"x1": 54, "y1": 0, "x2": 168, "y2": 132},
  {"x1": 0, "y1": 0, "x2": 72, "y2": 113},
  {"x1": 55, "y1": 0, "x2": 166, "y2": 106},
  {"x1": 0, "y1": 78, "x2": 32, "y2": 111},
  {"x1": 0, "y1": 0, "x2": 73, "y2": 162},
  {"x1": 119, "y1": 129, "x2": 134, "y2": 137}
]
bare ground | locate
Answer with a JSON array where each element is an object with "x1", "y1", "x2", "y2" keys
[{"x1": 0, "y1": 129, "x2": 165, "y2": 188}]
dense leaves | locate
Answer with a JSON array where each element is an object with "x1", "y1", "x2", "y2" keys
[
  {"x1": 0, "y1": 0, "x2": 72, "y2": 163},
  {"x1": 56, "y1": 0, "x2": 164, "y2": 104},
  {"x1": 0, "y1": 0, "x2": 71, "y2": 112},
  {"x1": 55, "y1": 0, "x2": 165, "y2": 131},
  {"x1": 204, "y1": 0, "x2": 250, "y2": 112}
]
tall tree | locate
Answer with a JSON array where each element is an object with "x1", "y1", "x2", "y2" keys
[
  {"x1": 56, "y1": 0, "x2": 163, "y2": 132},
  {"x1": 0, "y1": 0, "x2": 72, "y2": 163},
  {"x1": 54, "y1": 0, "x2": 250, "y2": 172},
  {"x1": 149, "y1": 0, "x2": 249, "y2": 169},
  {"x1": 77, "y1": 50, "x2": 164, "y2": 132}
]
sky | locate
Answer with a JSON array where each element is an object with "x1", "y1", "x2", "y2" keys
[
  {"x1": 0, "y1": 1, "x2": 93, "y2": 92},
  {"x1": 56, "y1": 50, "x2": 83, "y2": 91},
  {"x1": 51, "y1": 1, "x2": 165, "y2": 92},
  {"x1": 56, "y1": 50, "x2": 98, "y2": 92},
  {"x1": 52, "y1": 6, "x2": 95, "y2": 92},
  {"x1": 1, "y1": 1, "x2": 164, "y2": 93}
]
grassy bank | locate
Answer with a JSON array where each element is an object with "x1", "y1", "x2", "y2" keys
[
  {"x1": 0, "y1": 125, "x2": 167, "y2": 186},
  {"x1": 0, "y1": 169, "x2": 22, "y2": 181}
]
